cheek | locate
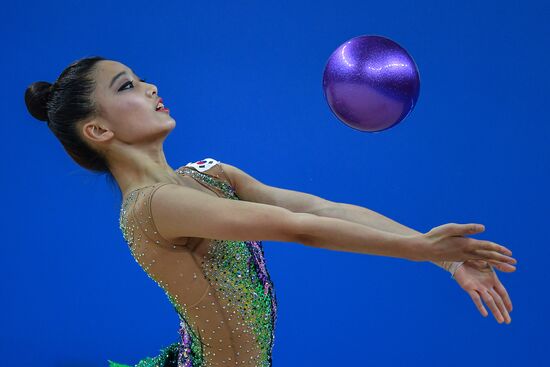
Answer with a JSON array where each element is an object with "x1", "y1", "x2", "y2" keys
[
  {"x1": 120, "y1": 99, "x2": 150, "y2": 114},
  {"x1": 108, "y1": 98, "x2": 152, "y2": 121}
]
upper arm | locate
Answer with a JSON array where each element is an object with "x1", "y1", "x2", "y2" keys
[
  {"x1": 220, "y1": 162, "x2": 335, "y2": 214},
  {"x1": 150, "y1": 183, "x2": 306, "y2": 243}
]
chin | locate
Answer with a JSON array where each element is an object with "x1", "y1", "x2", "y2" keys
[{"x1": 164, "y1": 117, "x2": 176, "y2": 130}]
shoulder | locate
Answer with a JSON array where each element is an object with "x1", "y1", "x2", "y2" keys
[
  {"x1": 183, "y1": 157, "x2": 220, "y2": 172},
  {"x1": 120, "y1": 182, "x2": 175, "y2": 245},
  {"x1": 181, "y1": 157, "x2": 238, "y2": 189},
  {"x1": 123, "y1": 182, "x2": 175, "y2": 219}
]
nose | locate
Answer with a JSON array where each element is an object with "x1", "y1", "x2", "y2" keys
[{"x1": 147, "y1": 84, "x2": 158, "y2": 97}]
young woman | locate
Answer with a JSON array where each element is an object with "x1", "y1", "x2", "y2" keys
[{"x1": 24, "y1": 56, "x2": 516, "y2": 367}]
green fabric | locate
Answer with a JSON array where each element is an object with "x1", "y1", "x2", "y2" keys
[
  {"x1": 107, "y1": 342, "x2": 180, "y2": 367},
  {"x1": 107, "y1": 362, "x2": 132, "y2": 367}
]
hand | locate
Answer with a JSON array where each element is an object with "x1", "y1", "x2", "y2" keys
[
  {"x1": 453, "y1": 260, "x2": 514, "y2": 324},
  {"x1": 412, "y1": 223, "x2": 517, "y2": 271}
]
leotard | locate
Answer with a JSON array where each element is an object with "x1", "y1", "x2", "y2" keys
[{"x1": 108, "y1": 158, "x2": 278, "y2": 367}]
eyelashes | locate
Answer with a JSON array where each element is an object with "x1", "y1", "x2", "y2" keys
[{"x1": 118, "y1": 78, "x2": 148, "y2": 92}]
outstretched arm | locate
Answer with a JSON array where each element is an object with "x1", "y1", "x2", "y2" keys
[
  {"x1": 310, "y1": 202, "x2": 456, "y2": 271},
  {"x1": 221, "y1": 162, "x2": 515, "y2": 323},
  {"x1": 221, "y1": 162, "x2": 465, "y2": 271}
]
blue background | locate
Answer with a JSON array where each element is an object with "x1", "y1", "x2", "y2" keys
[{"x1": 2, "y1": 0, "x2": 548, "y2": 366}]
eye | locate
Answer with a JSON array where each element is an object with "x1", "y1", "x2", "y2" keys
[
  {"x1": 118, "y1": 80, "x2": 134, "y2": 91},
  {"x1": 118, "y1": 78, "x2": 148, "y2": 91}
]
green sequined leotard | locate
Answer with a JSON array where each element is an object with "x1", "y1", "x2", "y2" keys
[{"x1": 109, "y1": 158, "x2": 278, "y2": 367}]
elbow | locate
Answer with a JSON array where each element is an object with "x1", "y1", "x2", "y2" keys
[
  {"x1": 310, "y1": 201, "x2": 340, "y2": 217},
  {"x1": 289, "y1": 212, "x2": 316, "y2": 245}
]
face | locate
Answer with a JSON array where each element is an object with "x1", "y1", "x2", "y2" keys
[{"x1": 83, "y1": 60, "x2": 175, "y2": 147}]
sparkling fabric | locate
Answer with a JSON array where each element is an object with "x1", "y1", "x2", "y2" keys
[{"x1": 109, "y1": 159, "x2": 277, "y2": 367}]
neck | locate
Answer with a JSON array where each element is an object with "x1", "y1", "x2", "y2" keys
[{"x1": 108, "y1": 150, "x2": 182, "y2": 196}]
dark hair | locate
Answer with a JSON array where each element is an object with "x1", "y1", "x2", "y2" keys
[{"x1": 24, "y1": 56, "x2": 119, "y2": 191}]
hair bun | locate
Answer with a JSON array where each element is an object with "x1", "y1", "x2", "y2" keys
[{"x1": 25, "y1": 81, "x2": 53, "y2": 122}]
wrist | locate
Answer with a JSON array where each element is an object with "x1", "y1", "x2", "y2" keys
[
  {"x1": 402, "y1": 234, "x2": 428, "y2": 262},
  {"x1": 431, "y1": 260, "x2": 449, "y2": 270},
  {"x1": 435, "y1": 260, "x2": 465, "y2": 277},
  {"x1": 448, "y1": 261, "x2": 465, "y2": 279}
]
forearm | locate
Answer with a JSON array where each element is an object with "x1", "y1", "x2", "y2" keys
[
  {"x1": 296, "y1": 213, "x2": 420, "y2": 261},
  {"x1": 312, "y1": 202, "x2": 454, "y2": 271}
]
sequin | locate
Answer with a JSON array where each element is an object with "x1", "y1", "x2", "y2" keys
[{"x1": 110, "y1": 159, "x2": 277, "y2": 367}]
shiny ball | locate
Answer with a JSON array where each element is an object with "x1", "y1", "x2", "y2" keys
[{"x1": 322, "y1": 34, "x2": 421, "y2": 132}]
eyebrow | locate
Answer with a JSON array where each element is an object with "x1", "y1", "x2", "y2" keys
[{"x1": 109, "y1": 71, "x2": 128, "y2": 88}]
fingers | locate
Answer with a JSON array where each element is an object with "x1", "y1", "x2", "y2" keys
[
  {"x1": 468, "y1": 288, "x2": 512, "y2": 324},
  {"x1": 479, "y1": 240, "x2": 513, "y2": 256},
  {"x1": 471, "y1": 249, "x2": 516, "y2": 268},
  {"x1": 486, "y1": 260, "x2": 516, "y2": 272},
  {"x1": 466, "y1": 223, "x2": 485, "y2": 234},
  {"x1": 488, "y1": 288, "x2": 512, "y2": 324},
  {"x1": 468, "y1": 290, "x2": 488, "y2": 317},
  {"x1": 443, "y1": 223, "x2": 486, "y2": 236},
  {"x1": 494, "y1": 282, "x2": 513, "y2": 312},
  {"x1": 467, "y1": 259, "x2": 495, "y2": 272},
  {"x1": 480, "y1": 289, "x2": 505, "y2": 323}
]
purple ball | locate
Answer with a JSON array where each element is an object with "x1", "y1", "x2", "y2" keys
[{"x1": 322, "y1": 35, "x2": 420, "y2": 132}]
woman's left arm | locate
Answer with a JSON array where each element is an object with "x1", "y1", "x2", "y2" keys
[
  {"x1": 312, "y1": 202, "x2": 514, "y2": 324},
  {"x1": 221, "y1": 162, "x2": 514, "y2": 324},
  {"x1": 221, "y1": 161, "x2": 514, "y2": 277}
]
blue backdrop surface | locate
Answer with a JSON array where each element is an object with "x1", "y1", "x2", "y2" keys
[{"x1": 1, "y1": 0, "x2": 548, "y2": 366}]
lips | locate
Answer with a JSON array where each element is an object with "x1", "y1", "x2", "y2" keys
[
  {"x1": 155, "y1": 98, "x2": 164, "y2": 110},
  {"x1": 155, "y1": 98, "x2": 169, "y2": 113}
]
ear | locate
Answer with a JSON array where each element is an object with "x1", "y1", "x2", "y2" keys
[{"x1": 81, "y1": 118, "x2": 114, "y2": 144}]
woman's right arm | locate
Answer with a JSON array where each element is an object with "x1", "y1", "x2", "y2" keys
[{"x1": 151, "y1": 184, "x2": 516, "y2": 265}]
